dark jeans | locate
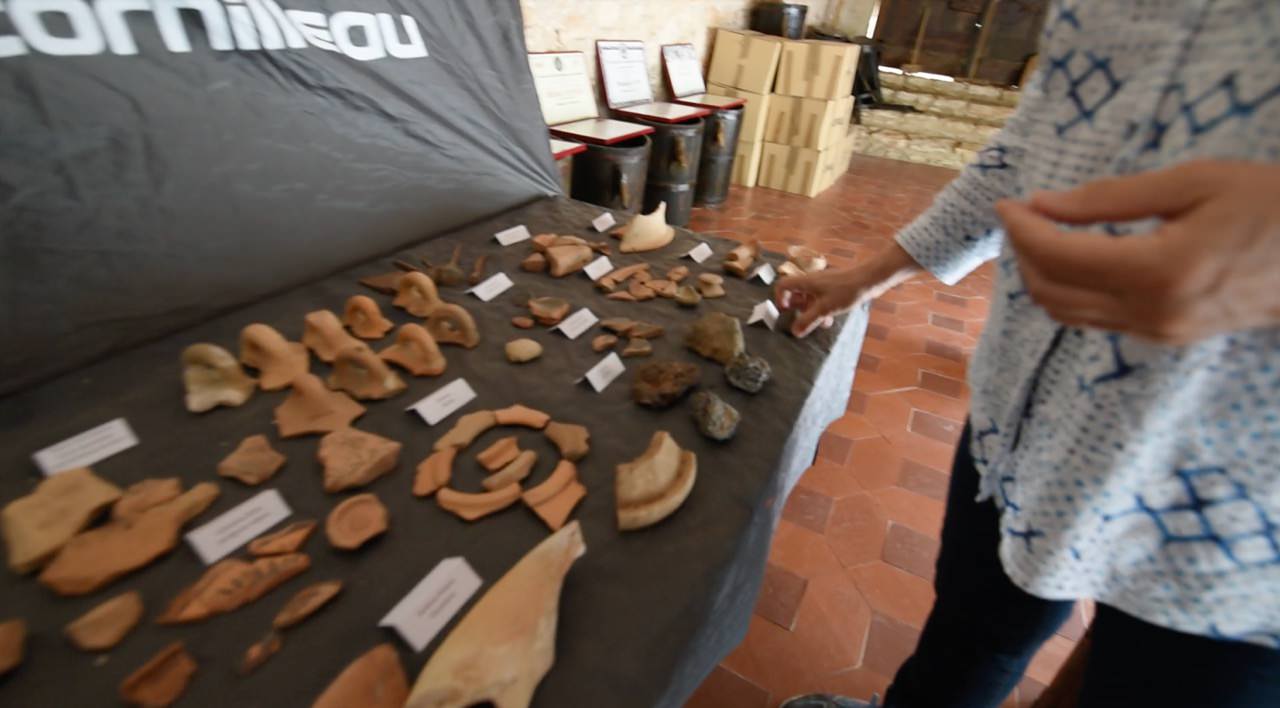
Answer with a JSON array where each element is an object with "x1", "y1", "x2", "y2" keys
[{"x1": 883, "y1": 422, "x2": 1280, "y2": 708}]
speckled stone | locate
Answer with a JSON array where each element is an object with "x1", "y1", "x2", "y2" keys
[
  {"x1": 725, "y1": 352, "x2": 772, "y2": 394},
  {"x1": 691, "y1": 391, "x2": 740, "y2": 441}
]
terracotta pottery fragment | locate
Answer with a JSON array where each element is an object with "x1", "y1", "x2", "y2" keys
[
  {"x1": 615, "y1": 431, "x2": 697, "y2": 531},
  {"x1": 777, "y1": 261, "x2": 804, "y2": 279},
  {"x1": 723, "y1": 240, "x2": 760, "y2": 278},
  {"x1": 317, "y1": 428, "x2": 402, "y2": 493},
  {"x1": 476, "y1": 436, "x2": 521, "y2": 473},
  {"x1": 788, "y1": 245, "x2": 828, "y2": 273},
  {"x1": 633, "y1": 270, "x2": 652, "y2": 284},
  {"x1": 692, "y1": 391, "x2": 741, "y2": 441},
  {"x1": 240, "y1": 632, "x2": 282, "y2": 675},
  {"x1": 328, "y1": 345, "x2": 407, "y2": 400},
  {"x1": 379, "y1": 323, "x2": 447, "y2": 377},
  {"x1": 675, "y1": 284, "x2": 702, "y2": 307},
  {"x1": 302, "y1": 310, "x2": 364, "y2": 363},
  {"x1": 493, "y1": 404, "x2": 551, "y2": 429},
  {"x1": 552, "y1": 235, "x2": 589, "y2": 247},
  {"x1": 405, "y1": 521, "x2": 585, "y2": 708},
  {"x1": 314, "y1": 643, "x2": 408, "y2": 708},
  {"x1": 592, "y1": 334, "x2": 618, "y2": 352},
  {"x1": 628, "y1": 321, "x2": 664, "y2": 339},
  {"x1": 621, "y1": 338, "x2": 652, "y2": 358},
  {"x1": 181, "y1": 343, "x2": 256, "y2": 413},
  {"x1": 239, "y1": 323, "x2": 310, "y2": 391},
  {"x1": 274, "y1": 374, "x2": 366, "y2": 438},
  {"x1": 425, "y1": 303, "x2": 481, "y2": 349},
  {"x1": 359, "y1": 271, "x2": 406, "y2": 294},
  {"x1": 520, "y1": 252, "x2": 548, "y2": 273},
  {"x1": 511, "y1": 316, "x2": 535, "y2": 329},
  {"x1": 119, "y1": 641, "x2": 196, "y2": 708},
  {"x1": 393, "y1": 259, "x2": 423, "y2": 273},
  {"x1": 433, "y1": 410, "x2": 497, "y2": 451},
  {"x1": 648, "y1": 279, "x2": 678, "y2": 298},
  {"x1": 39, "y1": 483, "x2": 219, "y2": 595},
  {"x1": 521, "y1": 461, "x2": 586, "y2": 532},
  {"x1": 2, "y1": 467, "x2": 122, "y2": 573},
  {"x1": 600, "y1": 317, "x2": 636, "y2": 335},
  {"x1": 393, "y1": 272, "x2": 443, "y2": 317},
  {"x1": 273, "y1": 579, "x2": 343, "y2": 630},
  {"x1": 248, "y1": 520, "x2": 317, "y2": 556},
  {"x1": 667, "y1": 265, "x2": 689, "y2": 282},
  {"x1": 544, "y1": 422, "x2": 590, "y2": 462},
  {"x1": 631, "y1": 361, "x2": 700, "y2": 409},
  {"x1": 628, "y1": 280, "x2": 656, "y2": 301},
  {"x1": 589, "y1": 240, "x2": 611, "y2": 254},
  {"x1": 617, "y1": 202, "x2": 675, "y2": 253},
  {"x1": 0, "y1": 619, "x2": 25, "y2": 675},
  {"x1": 113, "y1": 478, "x2": 182, "y2": 522},
  {"x1": 505, "y1": 338, "x2": 543, "y2": 364},
  {"x1": 528, "y1": 296, "x2": 571, "y2": 326},
  {"x1": 601, "y1": 263, "x2": 650, "y2": 288},
  {"x1": 413, "y1": 448, "x2": 456, "y2": 498},
  {"x1": 436, "y1": 484, "x2": 521, "y2": 522},
  {"x1": 545, "y1": 244, "x2": 594, "y2": 277},
  {"x1": 685, "y1": 312, "x2": 745, "y2": 364},
  {"x1": 157, "y1": 553, "x2": 310, "y2": 624},
  {"x1": 326, "y1": 494, "x2": 389, "y2": 550},
  {"x1": 726, "y1": 352, "x2": 773, "y2": 393},
  {"x1": 424, "y1": 245, "x2": 465, "y2": 287},
  {"x1": 606, "y1": 291, "x2": 637, "y2": 302},
  {"x1": 65, "y1": 591, "x2": 144, "y2": 652},
  {"x1": 343, "y1": 295, "x2": 394, "y2": 340},
  {"x1": 468, "y1": 255, "x2": 488, "y2": 286},
  {"x1": 218, "y1": 434, "x2": 287, "y2": 485},
  {"x1": 530, "y1": 233, "x2": 557, "y2": 252},
  {"x1": 696, "y1": 273, "x2": 726, "y2": 298},
  {"x1": 484, "y1": 450, "x2": 537, "y2": 491}
]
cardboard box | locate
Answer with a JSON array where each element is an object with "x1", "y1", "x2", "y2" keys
[
  {"x1": 836, "y1": 128, "x2": 858, "y2": 173},
  {"x1": 707, "y1": 28, "x2": 783, "y2": 94},
  {"x1": 732, "y1": 139, "x2": 764, "y2": 188},
  {"x1": 776, "y1": 39, "x2": 859, "y2": 100},
  {"x1": 758, "y1": 142, "x2": 842, "y2": 198},
  {"x1": 763, "y1": 95, "x2": 855, "y2": 150},
  {"x1": 707, "y1": 82, "x2": 771, "y2": 145}
]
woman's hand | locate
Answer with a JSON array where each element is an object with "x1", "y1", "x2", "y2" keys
[{"x1": 775, "y1": 243, "x2": 921, "y2": 337}]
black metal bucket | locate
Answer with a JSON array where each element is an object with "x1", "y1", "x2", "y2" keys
[
  {"x1": 570, "y1": 135, "x2": 651, "y2": 213},
  {"x1": 635, "y1": 117, "x2": 704, "y2": 226},
  {"x1": 751, "y1": 2, "x2": 807, "y2": 39},
  {"x1": 694, "y1": 106, "x2": 744, "y2": 207}
]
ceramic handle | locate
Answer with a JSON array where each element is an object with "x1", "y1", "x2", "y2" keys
[{"x1": 673, "y1": 139, "x2": 688, "y2": 169}]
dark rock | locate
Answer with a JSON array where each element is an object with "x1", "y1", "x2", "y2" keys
[
  {"x1": 631, "y1": 361, "x2": 700, "y2": 409},
  {"x1": 691, "y1": 391, "x2": 740, "y2": 441},
  {"x1": 725, "y1": 352, "x2": 772, "y2": 394}
]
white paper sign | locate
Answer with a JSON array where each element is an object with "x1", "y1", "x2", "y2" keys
[
  {"x1": 554, "y1": 308, "x2": 598, "y2": 340},
  {"x1": 406, "y1": 378, "x2": 477, "y2": 426},
  {"x1": 380, "y1": 557, "x2": 482, "y2": 652},
  {"x1": 592, "y1": 212, "x2": 616, "y2": 232},
  {"x1": 32, "y1": 418, "x2": 139, "y2": 476},
  {"x1": 184, "y1": 489, "x2": 291, "y2": 565},
  {"x1": 685, "y1": 242, "x2": 713, "y2": 263},
  {"x1": 583, "y1": 255, "x2": 614, "y2": 281},
  {"x1": 748, "y1": 300, "x2": 782, "y2": 331},
  {"x1": 578, "y1": 352, "x2": 626, "y2": 392},
  {"x1": 467, "y1": 272, "x2": 514, "y2": 302},
  {"x1": 494, "y1": 225, "x2": 531, "y2": 246},
  {"x1": 752, "y1": 262, "x2": 777, "y2": 285}
]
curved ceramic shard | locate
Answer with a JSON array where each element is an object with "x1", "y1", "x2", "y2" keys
[
  {"x1": 723, "y1": 240, "x2": 760, "y2": 278},
  {"x1": 273, "y1": 579, "x2": 343, "y2": 630},
  {"x1": 787, "y1": 245, "x2": 828, "y2": 273},
  {"x1": 617, "y1": 202, "x2": 675, "y2": 253},
  {"x1": 65, "y1": 591, "x2": 144, "y2": 652},
  {"x1": 239, "y1": 323, "x2": 310, "y2": 391},
  {"x1": 528, "y1": 296, "x2": 571, "y2": 326},
  {"x1": 521, "y1": 461, "x2": 586, "y2": 532},
  {"x1": 413, "y1": 448, "x2": 455, "y2": 498},
  {"x1": 520, "y1": 252, "x2": 548, "y2": 273},
  {"x1": 157, "y1": 553, "x2": 310, "y2": 624},
  {"x1": 274, "y1": 374, "x2": 366, "y2": 438},
  {"x1": 119, "y1": 641, "x2": 196, "y2": 707},
  {"x1": 218, "y1": 435, "x2": 287, "y2": 486},
  {"x1": 544, "y1": 422, "x2": 590, "y2": 462},
  {"x1": 675, "y1": 284, "x2": 702, "y2": 307},
  {"x1": 691, "y1": 391, "x2": 741, "y2": 441},
  {"x1": 484, "y1": 450, "x2": 537, "y2": 491},
  {"x1": 2, "y1": 467, "x2": 122, "y2": 574},
  {"x1": 302, "y1": 310, "x2": 364, "y2": 363},
  {"x1": 393, "y1": 272, "x2": 443, "y2": 317},
  {"x1": 615, "y1": 431, "x2": 697, "y2": 531},
  {"x1": 545, "y1": 244, "x2": 593, "y2": 277},
  {"x1": 600, "y1": 318, "x2": 636, "y2": 335},
  {"x1": 113, "y1": 478, "x2": 182, "y2": 522},
  {"x1": 493, "y1": 404, "x2": 550, "y2": 429},
  {"x1": 328, "y1": 345, "x2": 407, "y2": 400},
  {"x1": 38, "y1": 483, "x2": 219, "y2": 596},
  {"x1": 240, "y1": 632, "x2": 282, "y2": 676},
  {"x1": 0, "y1": 619, "x2": 25, "y2": 675},
  {"x1": 326, "y1": 493, "x2": 389, "y2": 550},
  {"x1": 248, "y1": 520, "x2": 317, "y2": 556},
  {"x1": 317, "y1": 428, "x2": 402, "y2": 493},
  {"x1": 343, "y1": 295, "x2": 394, "y2": 340},
  {"x1": 426, "y1": 303, "x2": 481, "y2": 349},
  {"x1": 379, "y1": 323, "x2": 447, "y2": 377},
  {"x1": 505, "y1": 338, "x2": 543, "y2": 364},
  {"x1": 476, "y1": 436, "x2": 520, "y2": 473},
  {"x1": 314, "y1": 643, "x2": 408, "y2": 708},
  {"x1": 631, "y1": 361, "x2": 700, "y2": 409},
  {"x1": 181, "y1": 343, "x2": 256, "y2": 412},
  {"x1": 405, "y1": 521, "x2": 585, "y2": 708},
  {"x1": 436, "y1": 484, "x2": 521, "y2": 522},
  {"x1": 433, "y1": 410, "x2": 497, "y2": 451},
  {"x1": 685, "y1": 312, "x2": 745, "y2": 364},
  {"x1": 696, "y1": 273, "x2": 725, "y2": 299}
]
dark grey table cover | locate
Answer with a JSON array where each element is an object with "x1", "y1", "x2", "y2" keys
[{"x1": 0, "y1": 196, "x2": 867, "y2": 707}]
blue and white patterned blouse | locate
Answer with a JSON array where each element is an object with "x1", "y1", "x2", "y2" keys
[{"x1": 895, "y1": 0, "x2": 1280, "y2": 647}]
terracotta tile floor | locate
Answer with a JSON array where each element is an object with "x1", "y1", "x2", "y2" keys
[{"x1": 683, "y1": 156, "x2": 1089, "y2": 708}]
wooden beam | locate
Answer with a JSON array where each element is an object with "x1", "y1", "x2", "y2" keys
[
  {"x1": 967, "y1": 0, "x2": 1002, "y2": 78},
  {"x1": 910, "y1": 1, "x2": 934, "y2": 66}
]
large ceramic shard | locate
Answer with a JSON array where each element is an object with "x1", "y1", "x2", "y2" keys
[
  {"x1": 273, "y1": 579, "x2": 343, "y2": 629},
  {"x1": 545, "y1": 244, "x2": 593, "y2": 277},
  {"x1": 119, "y1": 641, "x2": 196, "y2": 707},
  {"x1": 326, "y1": 493, "x2": 389, "y2": 550},
  {"x1": 433, "y1": 410, "x2": 497, "y2": 451},
  {"x1": 493, "y1": 404, "x2": 550, "y2": 429},
  {"x1": 393, "y1": 272, "x2": 443, "y2": 317},
  {"x1": 317, "y1": 428, "x2": 402, "y2": 493},
  {"x1": 314, "y1": 643, "x2": 408, "y2": 708},
  {"x1": 405, "y1": 521, "x2": 586, "y2": 708},
  {"x1": 616, "y1": 202, "x2": 675, "y2": 253},
  {"x1": 685, "y1": 312, "x2": 745, "y2": 364},
  {"x1": 181, "y1": 343, "x2": 256, "y2": 412},
  {"x1": 343, "y1": 295, "x2": 394, "y2": 339},
  {"x1": 39, "y1": 483, "x2": 219, "y2": 595},
  {"x1": 521, "y1": 461, "x2": 586, "y2": 532},
  {"x1": 615, "y1": 431, "x2": 697, "y2": 531},
  {"x1": 239, "y1": 323, "x2": 310, "y2": 390},
  {"x1": 157, "y1": 553, "x2": 310, "y2": 624},
  {"x1": 218, "y1": 435, "x2": 287, "y2": 486},
  {"x1": 274, "y1": 374, "x2": 366, "y2": 438},
  {"x1": 113, "y1": 478, "x2": 183, "y2": 522},
  {"x1": 412, "y1": 448, "x2": 455, "y2": 498},
  {"x1": 302, "y1": 310, "x2": 364, "y2": 363},
  {"x1": 0, "y1": 619, "x2": 25, "y2": 675},
  {"x1": 65, "y1": 591, "x2": 144, "y2": 651},
  {"x1": 2, "y1": 467, "x2": 122, "y2": 574},
  {"x1": 527, "y1": 296, "x2": 570, "y2": 326},
  {"x1": 425, "y1": 303, "x2": 481, "y2": 349},
  {"x1": 328, "y1": 345, "x2": 406, "y2": 400},
  {"x1": 379, "y1": 324, "x2": 446, "y2": 376}
]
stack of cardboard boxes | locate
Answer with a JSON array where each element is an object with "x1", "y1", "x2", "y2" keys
[{"x1": 707, "y1": 29, "x2": 860, "y2": 198}]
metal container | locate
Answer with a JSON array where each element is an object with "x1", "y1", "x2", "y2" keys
[
  {"x1": 570, "y1": 135, "x2": 651, "y2": 213},
  {"x1": 694, "y1": 106, "x2": 744, "y2": 207},
  {"x1": 750, "y1": 2, "x2": 807, "y2": 39},
  {"x1": 556, "y1": 154, "x2": 574, "y2": 195},
  {"x1": 636, "y1": 117, "x2": 704, "y2": 227}
]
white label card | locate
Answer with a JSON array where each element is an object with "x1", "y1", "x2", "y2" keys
[
  {"x1": 592, "y1": 212, "x2": 616, "y2": 232},
  {"x1": 554, "y1": 308, "x2": 598, "y2": 340},
  {"x1": 749, "y1": 300, "x2": 782, "y2": 331},
  {"x1": 406, "y1": 378, "x2": 477, "y2": 426},
  {"x1": 579, "y1": 352, "x2": 625, "y2": 392},
  {"x1": 467, "y1": 273, "x2": 515, "y2": 302},
  {"x1": 494, "y1": 225, "x2": 531, "y2": 246},
  {"x1": 379, "y1": 557, "x2": 482, "y2": 652},
  {"x1": 32, "y1": 418, "x2": 139, "y2": 476},
  {"x1": 685, "y1": 242, "x2": 713, "y2": 263},
  {"x1": 184, "y1": 489, "x2": 291, "y2": 565},
  {"x1": 583, "y1": 256, "x2": 614, "y2": 281},
  {"x1": 752, "y1": 262, "x2": 777, "y2": 285}
]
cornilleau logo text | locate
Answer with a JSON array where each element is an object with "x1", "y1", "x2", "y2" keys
[{"x1": 0, "y1": 0, "x2": 428, "y2": 61}]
